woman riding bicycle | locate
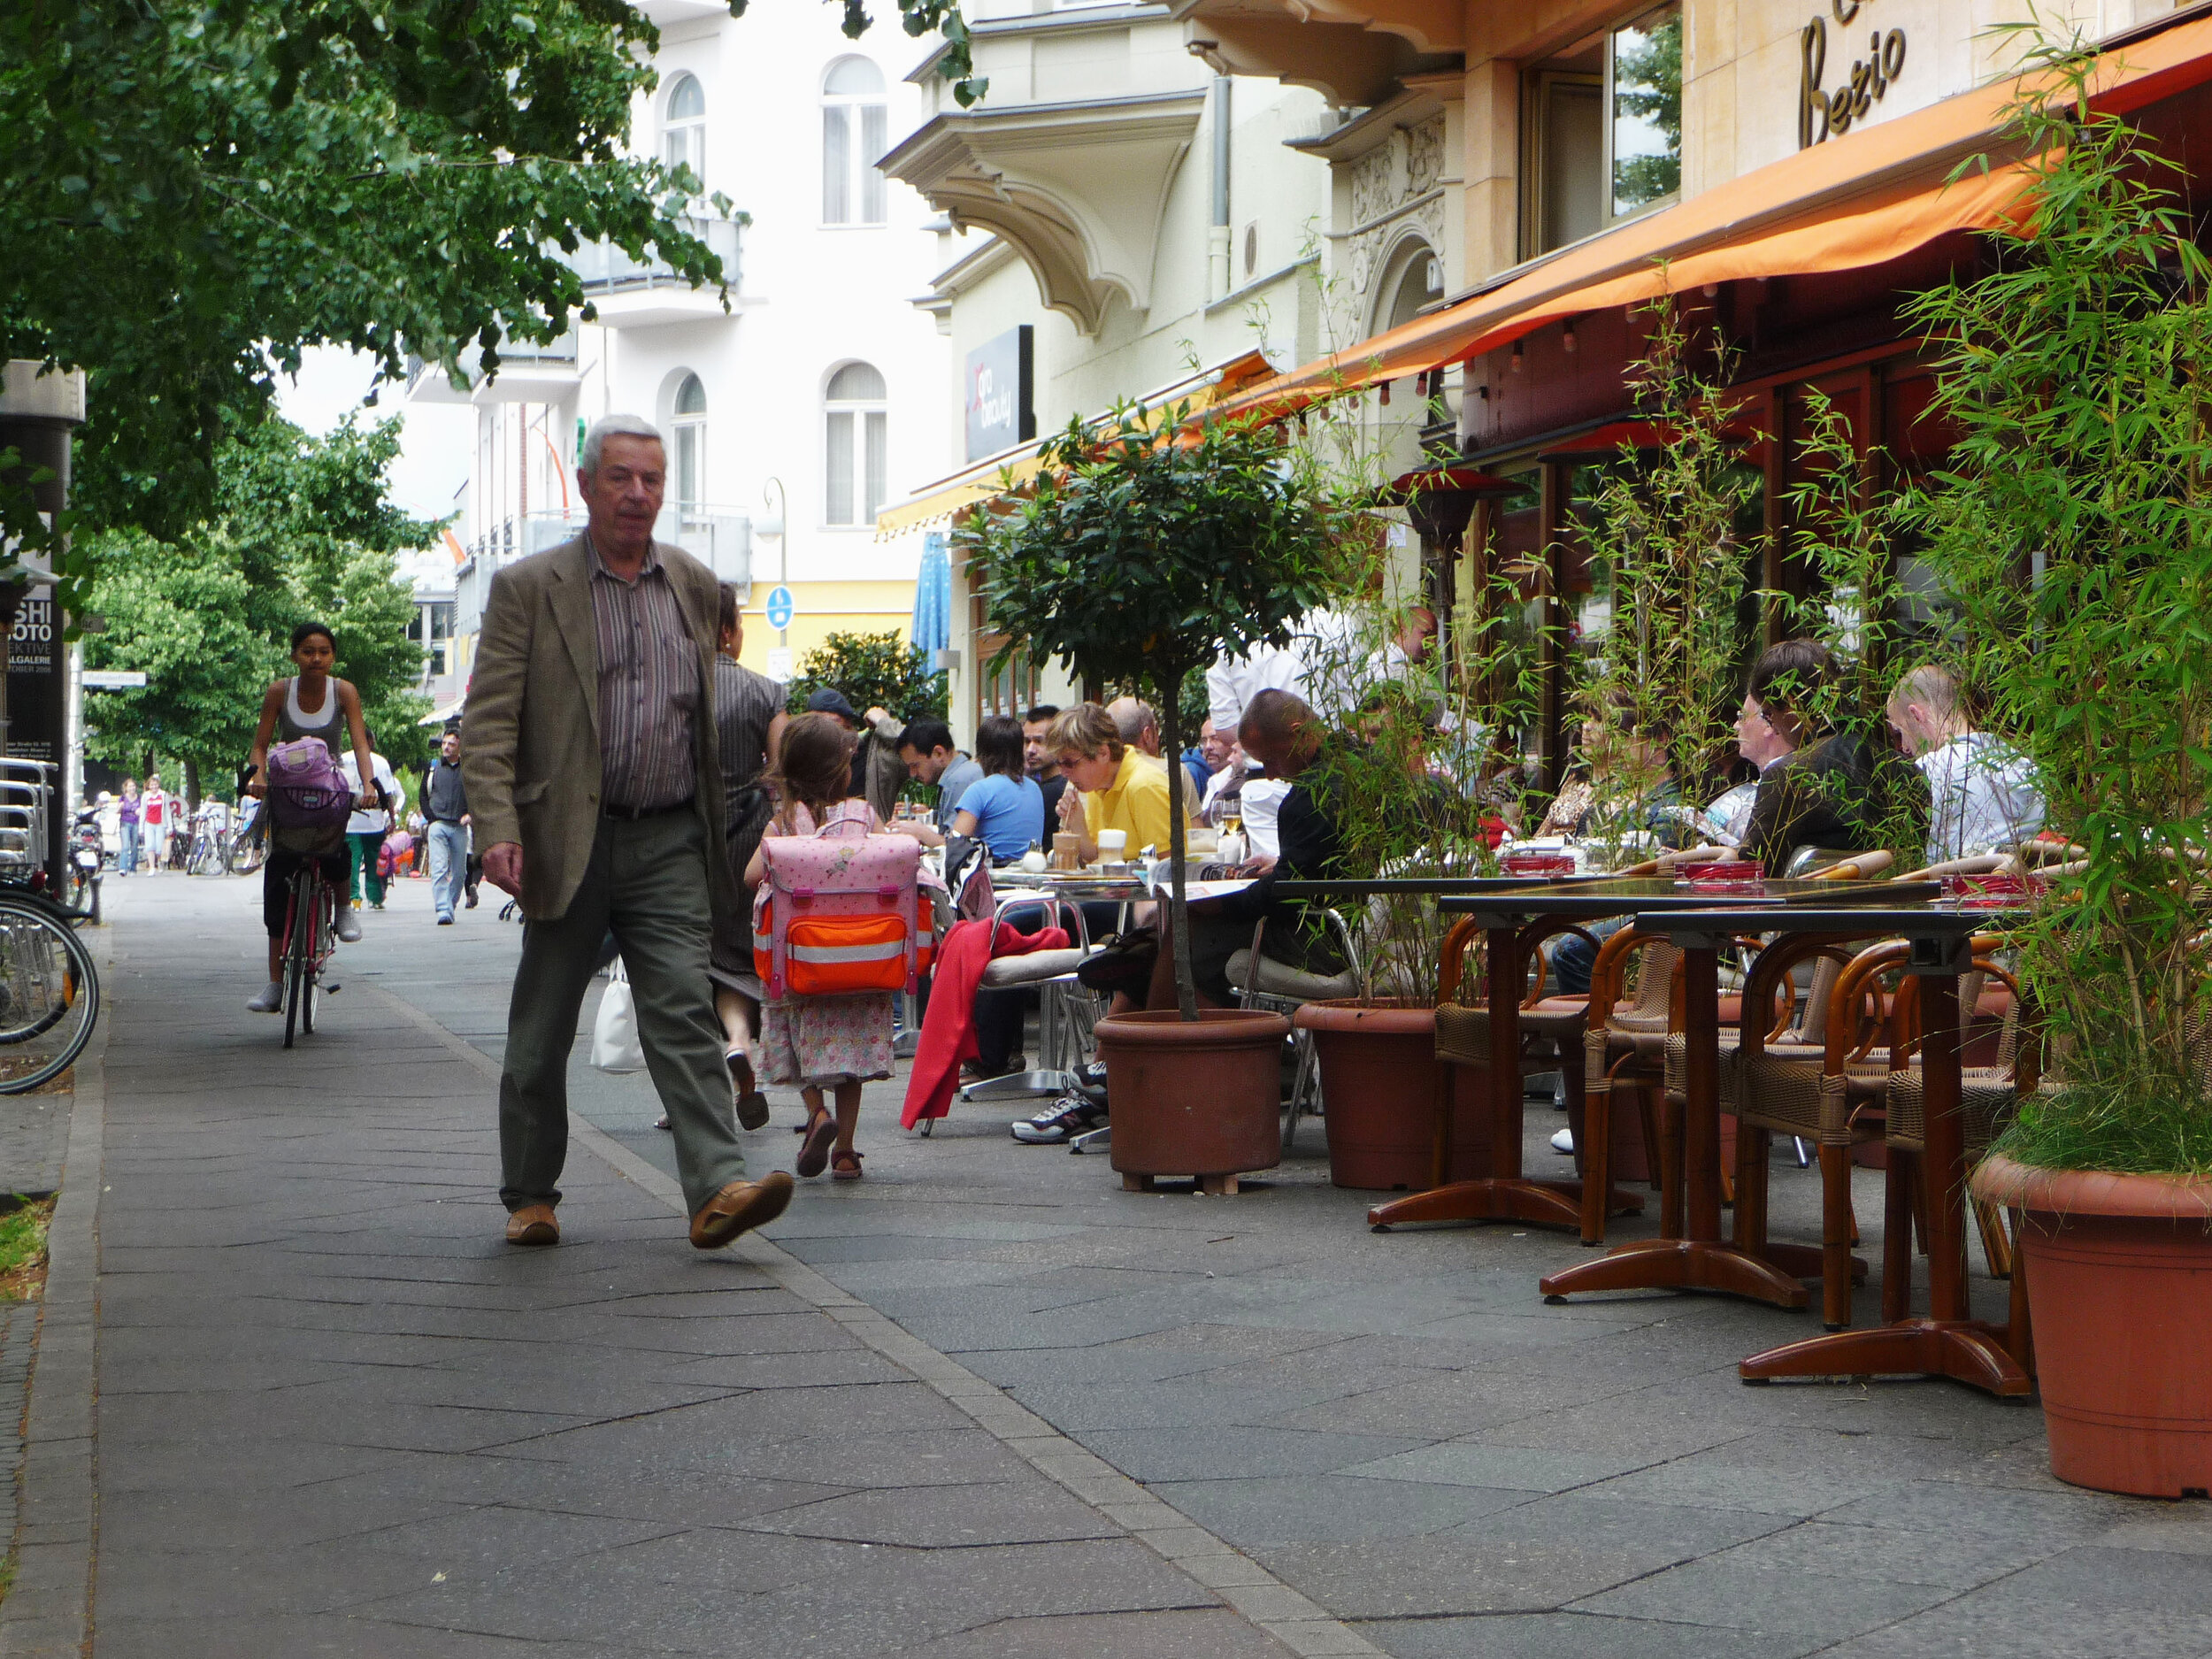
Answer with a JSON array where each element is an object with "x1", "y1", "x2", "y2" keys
[{"x1": 242, "y1": 623, "x2": 379, "y2": 1013}]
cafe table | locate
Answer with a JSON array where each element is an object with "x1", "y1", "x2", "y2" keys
[
  {"x1": 1535, "y1": 890, "x2": 2035, "y2": 1402},
  {"x1": 1387, "y1": 879, "x2": 1934, "y2": 1252},
  {"x1": 1677, "y1": 899, "x2": 2032, "y2": 1397}
]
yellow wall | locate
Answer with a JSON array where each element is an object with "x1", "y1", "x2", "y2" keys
[{"x1": 728, "y1": 580, "x2": 921, "y2": 680}]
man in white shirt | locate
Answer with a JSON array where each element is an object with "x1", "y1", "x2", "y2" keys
[{"x1": 1887, "y1": 664, "x2": 2044, "y2": 862}]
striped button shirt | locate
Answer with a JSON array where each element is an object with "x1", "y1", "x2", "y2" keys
[{"x1": 586, "y1": 533, "x2": 700, "y2": 811}]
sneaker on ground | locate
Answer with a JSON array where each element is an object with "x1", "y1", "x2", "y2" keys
[
  {"x1": 1071, "y1": 1060, "x2": 1110, "y2": 1100},
  {"x1": 465, "y1": 887, "x2": 480, "y2": 909},
  {"x1": 436, "y1": 913, "x2": 455, "y2": 926},
  {"x1": 335, "y1": 910, "x2": 363, "y2": 943},
  {"x1": 1012, "y1": 1096, "x2": 1106, "y2": 1145},
  {"x1": 1550, "y1": 1126, "x2": 1575, "y2": 1154},
  {"x1": 247, "y1": 981, "x2": 282, "y2": 1013}
]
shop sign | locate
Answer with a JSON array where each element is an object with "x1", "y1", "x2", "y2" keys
[
  {"x1": 965, "y1": 326, "x2": 1034, "y2": 463},
  {"x1": 1800, "y1": 1, "x2": 1907, "y2": 150}
]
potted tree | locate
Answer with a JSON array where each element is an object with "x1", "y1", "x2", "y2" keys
[
  {"x1": 967, "y1": 399, "x2": 1342, "y2": 1191},
  {"x1": 1922, "y1": 46, "x2": 2212, "y2": 1496}
]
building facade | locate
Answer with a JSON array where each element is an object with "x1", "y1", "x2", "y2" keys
[
  {"x1": 879, "y1": 0, "x2": 1345, "y2": 734},
  {"x1": 415, "y1": 0, "x2": 960, "y2": 696}
]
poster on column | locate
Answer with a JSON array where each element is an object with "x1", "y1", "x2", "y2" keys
[{"x1": 7, "y1": 594, "x2": 61, "y2": 767}]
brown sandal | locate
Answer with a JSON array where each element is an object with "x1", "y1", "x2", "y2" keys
[
  {"x1": 796, "y1": 1111, "x2": 836, "y2": 1178},
  {"x1": 831, "y1": 1148, "x2": 864, "y2": 1182}
]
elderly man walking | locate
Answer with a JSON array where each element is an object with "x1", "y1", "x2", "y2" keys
[{"x1": 462, "y1": 415, "x2": 792, "y2": 1250}]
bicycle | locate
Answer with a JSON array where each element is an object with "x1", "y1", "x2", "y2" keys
[
  {"x1": 185, "y1": 822, "x2": 223, "y2": 875},
  {"x1": 0, "y1": 897, "x2": 99, "y2": 1092},
  {"x1": 225, "y1": 818, "x2": 266, "y2": 876},
  {"x1": 276, "y1": 853, "x2": 341, "y2": 1048}
]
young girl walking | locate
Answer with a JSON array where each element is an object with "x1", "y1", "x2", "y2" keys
[{"x1": 746, "y1": 712, "x2": 933, "y2": 1182}]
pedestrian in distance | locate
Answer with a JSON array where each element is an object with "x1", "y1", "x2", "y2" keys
[
  {"x1": 704, "y1": 581, "x2": 785, "y2": 1133},
  {"x1": 141, "y1": 775, "x2": 171, "y2": 872},
  {"x1": 242, "y1": 623, "x2": 380, "y2": 1011},
  {"x1": 421, "y1": 730, "x2": 472, "y2": 923},
  {"x1": 462, "y1": 412, "x2": 792, "y2": 1252},
  {"x1": 341, "y1": 749, "x2": 401, "y2": 911},
  {"x1": 116, "y1": 780, "x2": 140, "y2": 876}
]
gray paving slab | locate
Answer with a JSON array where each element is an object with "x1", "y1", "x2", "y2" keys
[
  {"x1": 48, "y1": 871, "x2": 2212, "y2": 1659},
  {"x1": 48, "y1": 876, "x2": 1309, "y2": 1657}
]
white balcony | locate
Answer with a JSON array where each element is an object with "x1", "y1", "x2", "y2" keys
[
  {"x1": 405, "y1": 331, "x2": 580, "y2": 406},
  {"x1": 562, "y1": 215, "x2": 743, "y2": 329}
]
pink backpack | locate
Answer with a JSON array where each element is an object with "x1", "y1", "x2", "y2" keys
[
  {"x1": 752, "y1": 815, "x2": 933, "y2": 1000},
  {"x1": 265, "y1": 737, "x2": 352, "y2": 853}
]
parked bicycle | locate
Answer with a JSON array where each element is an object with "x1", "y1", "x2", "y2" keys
[{"x1": 0, "y1": 896, "x2": 99, "y2": 1092}]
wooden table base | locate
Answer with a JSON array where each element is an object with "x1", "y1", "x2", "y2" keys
[
  {"x1": 1738, "y1": 1317, "x2": 2032, "y2": 1396},
  {"x1": 1539, "y1": 1237, "x2": 1810, "y2": 1309},
  {"x1": 1368, "y1": 1176, "x2": 1643, "y2": 1233}
]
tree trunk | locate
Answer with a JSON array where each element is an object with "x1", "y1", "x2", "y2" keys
[
  {"x1": 183, "y1": 757, "x2": 200, "y2": 814},
  {"x1": 1157, "y1": 658, "x2": 1198, "y2": 1022}
]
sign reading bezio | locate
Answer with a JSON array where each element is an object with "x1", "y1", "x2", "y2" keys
[
  {"x1": 1800, "y1": 1, "x2": 1907, "y2": 150},
  {"x1": 965, "y1": 326, "x2": 1034, "y2": 463}
]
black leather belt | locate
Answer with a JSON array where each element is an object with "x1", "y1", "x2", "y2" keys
[{"x1": 603, "y1": 797, "x2": 694, "y2": 822}]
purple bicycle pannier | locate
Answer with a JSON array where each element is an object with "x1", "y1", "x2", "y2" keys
[{"x1": 265, "y1": 738, "x2": 352, "y2": 854}]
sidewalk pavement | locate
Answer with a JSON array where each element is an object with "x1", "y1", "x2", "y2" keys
[{"x1": 8, "y1": 871, "x2": 2212, "y2": 1658}]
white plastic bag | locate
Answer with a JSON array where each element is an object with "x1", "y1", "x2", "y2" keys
[{"x1": 590, "y1": 960, "x2": 647, "y2": 1073}]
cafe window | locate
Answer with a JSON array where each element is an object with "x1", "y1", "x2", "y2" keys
[
  {"x1": 663, "y1": 73, "x2": 707, "y2": 190},
  {"x1": 1523, "y1": 3, "x2": 1682, "y2": 260},
  {"x1": 825, "y1": 360, "x2": 887, "y2": 526},
  {"x1": 822, "y1": 57, "x2": 887, "y2": 227}
]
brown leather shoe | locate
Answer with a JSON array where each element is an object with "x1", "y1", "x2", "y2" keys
[
  {"x1": 689, "y1": 1171, "x2": 794, "y2": 1250},
  {"x1": 504, "y1": 1203, "x2": 559, "y2": 1247}
]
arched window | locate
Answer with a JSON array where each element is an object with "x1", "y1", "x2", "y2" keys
[
  {"x1": 822, "y1": 58, "x2": 887, "y2": 227},
  {"x1": 825, "y1": 361, "x2": 887, "y2": 526},
  {"x1": 663, "y1": 73, "x2": 707, "y2": 189},
  {"x1": 1381, "y1": 242, "x2": 1442, "y2": 333},
  {"x1": 672, "y1": 373, "x2": 707, "y2": 513}
]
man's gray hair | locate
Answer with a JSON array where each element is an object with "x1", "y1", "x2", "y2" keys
[{"x1": 580, "y1": 414, "x2": 664, "y2": 476}]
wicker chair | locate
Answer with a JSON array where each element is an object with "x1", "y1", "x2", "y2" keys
[
  {"x1": 1880, "y1": 949, "x2": 2031, "y2": 1323},
  {"x1": 1578, "y1": 927, "x2": 1680, "y2": 1244},
  {"x1": 1433, "y1": 914, "x2": 1633, "y2": 1212}
]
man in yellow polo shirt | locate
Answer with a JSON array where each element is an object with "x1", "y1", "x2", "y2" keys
[{"x1": 1047, "y1": 703, "x2": 1179, "y2": 859}]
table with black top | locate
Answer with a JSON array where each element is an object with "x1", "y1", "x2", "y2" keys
[
  {"x1": 1400, "y1": 879, "x2": 1935, "y2": 1279},
  {"x1": 1679, "y1": 902, "x2": 2033, "y2": 1396}
]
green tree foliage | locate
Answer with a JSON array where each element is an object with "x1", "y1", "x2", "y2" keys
[
  {"x1": 82, "y1": 415, "x2": 434, "y2": 799},
  {"x1": 0, "y1": 0, "x2": 741, "y2": 596},
  {"x1": 968, "y1": 401, "x2": 1344, "y2": 1018},
  {"x1": 1908, "y1": 43, "x2": 2212, "y2": 1171},
  {"x1": 786, "y1": 630, "x2": 948, "y2": 725}
]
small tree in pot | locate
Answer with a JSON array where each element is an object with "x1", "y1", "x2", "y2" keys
[
  {"x1": 1914, "y1": 42, "x2": 2212, "y2": 1494},
  {"x1": 965, "y1": 400, "x2": 1344, "y2": 1186}
]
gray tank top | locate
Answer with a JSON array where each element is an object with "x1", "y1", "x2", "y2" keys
[{"x1": 279, "y1": 676, "x2": 342, "y2": 757}]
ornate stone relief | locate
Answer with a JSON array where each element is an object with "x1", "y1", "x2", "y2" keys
[{"x1": 1344, "y1": 114, "x2": 1447, "y2": 314}]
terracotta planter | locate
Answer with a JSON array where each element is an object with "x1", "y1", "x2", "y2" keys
[
  {"x1": 1973, "y1": 1155, "x2": 2212, "y2": 1496},
  {"x1": 1096, "y1": 1008, "x2": 1290, "y2": 1187},
  {"x1": 1292, "y1": 1000, "x2": 1494, "y2": 1191}
]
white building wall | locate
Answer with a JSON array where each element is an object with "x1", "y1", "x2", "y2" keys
[{"x1": 432, "y1": 1, "x2": 962, "y2": 691}]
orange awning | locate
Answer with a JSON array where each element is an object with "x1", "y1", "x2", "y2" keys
[{"x1": 1207, "y1": 12, "x2": 2212, "y2": 426}]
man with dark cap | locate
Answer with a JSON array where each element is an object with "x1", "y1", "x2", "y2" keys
[{"x1": 803, "y1": 687, "x2": 907, "y2": 822}]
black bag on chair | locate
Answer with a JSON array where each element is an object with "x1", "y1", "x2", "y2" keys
[{"x1": 1074, "y1": 926, "x2": 1158, "y2": 995}]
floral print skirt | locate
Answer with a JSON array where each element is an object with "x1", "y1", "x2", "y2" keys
[{"x1": 758, "y1": 990, "x2": 895, "y2": 1087}]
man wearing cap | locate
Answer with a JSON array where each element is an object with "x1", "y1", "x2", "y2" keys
[
  {"x1": 803, "y1": 687, "x2": 907, "y2": 821},
  {"x1": 464, "y1": 413, "x2": 792, "y2": 1254}
]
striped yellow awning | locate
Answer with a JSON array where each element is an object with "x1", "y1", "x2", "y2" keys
[{"x1": 872, "y1": 350, "x2": 1278, "y2": 541}]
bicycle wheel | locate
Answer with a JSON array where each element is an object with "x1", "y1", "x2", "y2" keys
[
  {"x1": 303, "y1": 879, "x2": 324, "y2": 1036},
  {"x1": 0, "y1": 902, "x2": 98, "y2": 1094},
  {"x1": 282, "y1": 871, "x2": 312, "y2": 1048}
]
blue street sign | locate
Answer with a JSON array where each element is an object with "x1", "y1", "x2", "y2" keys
[{"x1": 764, "y1": 585, "x2": 795, "y2": 631}]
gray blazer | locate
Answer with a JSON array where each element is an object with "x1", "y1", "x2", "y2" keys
[{"x1": 460, "y1": 534, "x2": 732, "y2": 924}]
